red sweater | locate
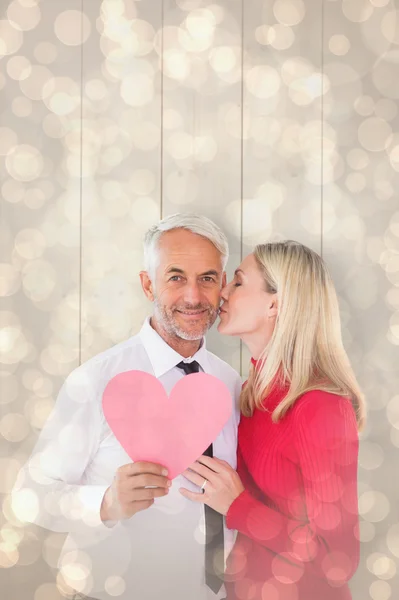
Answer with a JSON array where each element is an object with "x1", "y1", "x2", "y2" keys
[{"x1": 225, "y1": 365, "x2": 360, "y2": 600}]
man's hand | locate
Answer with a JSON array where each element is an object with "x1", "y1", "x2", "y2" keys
[{"x1": 100, "y1": 462, "x2": 171, "y2": 522}]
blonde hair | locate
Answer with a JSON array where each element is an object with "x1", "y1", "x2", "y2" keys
[{"x1": 241, "y1": 240, "x2": 366, "y2": 431}]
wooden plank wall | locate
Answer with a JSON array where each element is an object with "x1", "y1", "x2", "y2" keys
[{"x1": 1, "y1": 1, "x2": 398, "y2": 598}]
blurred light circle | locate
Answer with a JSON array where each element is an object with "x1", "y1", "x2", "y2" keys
[
  {"x1": 42, "y1": 76, "x2": 80, "y2": 116},
  {"x1": 185, "y1": 8, "x2": 216, "y2": 42},
  {"x1": 273, "y1": 0, "x2": 305, "y2": 26},
  {"x1": 34, "y1": 583, "x2": 60, "y2": 600},
  {"x1": 193, "y1": 135, "x2": 217, "y2": 162},
  {"x1": 166, "y1": 132, "x2": 194, "y2": 160},
  {"x1": 7, "y1": 1, "x2": 41, "y2": 31},
  {"x1": 375, "y1": 98, "x2": 398, "y2": 121},
  {"x1": 0, "y1": 542, "x2": 19, "y2": 568},
  {"x1": 12, "y1": 96, "x2": 32, "y2": 117},
  {"x1": 128, "y1": 19, "x2": 156, "y2": 57},
  {"x1": 358, "y1": 521, "x2": 375, "y2": 542},
  {"x1": 372, "y1": 51, "x2": 399, "y2": 99},
  {"x1": 0, "y1": 263, "x2": 20, "y2": 297},
  {"x1": 14, "y1": 229, "x2": 46, "y2": 259},
  {"x1": 42, "y1": 113, "x2": 68, "y2": 139},
  {"x1": 7, "y1": 55, "x2": 32, "y2": 81},
  {"x1": 0, "y1": 413, "x2": 30, "y2": 443},
  {"x1": 129, "y1": 198, "x2": 159, "y2": 229},
  {"x1": 387, "y1": 523, "x2": 399, "y2": 558},
  {"x1": 15, "y1": 530, "x2": 41, "y2": 566},
  {"x1": 22, "y1": 260, "x2": 57, "y2": 302},
  {"x1": 368, "y1": 554, "x2": 397, "y2": 580},
  {"x1": 130, "y1": 121, "x2": 160, "y2": 151},
  {"x1": 355, "y1": 95, "x2": 374, "y2": 116},
  {"x1": 358, "y1": 117, "x2": 392, "y2": 152},
  {"x1": 129, "y1": 169, "x2": 155, "y2": 195},
  {"x1": 85, "y1": 78, "x2": 107, "y2": 101},
  {"x1": 346, "y1": 148, "x2": 369, "y2": 170},
  {"x1": 0, "y1": 19, "x2": 23, "y2": 55},
  {"x1": 209, "y1": 46, "x2": 237, "y2": 73},
  {"x1": 389, "y1": 145, "x2": 399, "y2": 172},
  {"x1": 269, "y1": 24, "x2": 295, "y2": 51},
  {"x1": 345, "y1": 172, "x2": 366, "y2": 193},
  {"x1": 342, "y1": 0, "x2": 373, "y2": 22},
  {"x1": 54, "y1": 10, "x2": 91, "y2": 46},
  {"x1": 381, "y1": 10, "x2": 399, "y2": 45},
  {"x1": 105, "y1": 575, "x2": 126, "y2": 596},
  {"x1": 6, "y1": 144, "x2": 44, "y2": 182},
  {"x1": 121, "y1": 73, "x2": 154, "y2": 107},
  {"x1": 369, "y1": 581, "x2": 391, "y2": 600},
  {"x1": 34, "y1": 41, "x2": 57, "y2": 64},
  {"x1": 358, "y1": 441, "x2": 384, "y2": 470},
  {"x1": 359, "y1": 491, "x2": 390, "y2": 522},
  {"x1": 19, "y1": 65, "x2": 53, "y2": 101},
  {"x1": 386, "y1": 396, "x2": 399, "y2": 430},
  {"x1": 246, "y1": 65, "x2": 280, "y2": 99},
  {"x1": 329, "y1": 34, "x2": 350, "y2": 56},
  {"x1": 163, "y1": 49, "x2": 191, "y2": 81}
]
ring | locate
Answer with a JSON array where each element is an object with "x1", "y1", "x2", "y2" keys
[{"x1": 200, "y1": 479, "x2": 208, "y2": 491}]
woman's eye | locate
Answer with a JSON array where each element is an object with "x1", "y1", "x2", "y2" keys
[{"x1": 234, "y1": 282, "x2": 241, "y2": 287}]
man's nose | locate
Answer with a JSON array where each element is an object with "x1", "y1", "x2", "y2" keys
[{"x1": 183, "y1": 281, "x2": 202, "y2": 305}]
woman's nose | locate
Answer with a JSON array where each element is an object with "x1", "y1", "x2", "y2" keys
[{"x1": 220, "y1": 282, "x2": 230, "y2": 301}]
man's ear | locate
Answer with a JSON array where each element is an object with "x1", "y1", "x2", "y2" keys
[{"x1": 139, "y1": 271, "x2": 155, "y2": 302}]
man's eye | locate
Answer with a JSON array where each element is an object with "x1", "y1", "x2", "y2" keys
[
  {"x1": 203, "y1": 277, "x2": 216, "y2": 282},
  {"x1": 169, "y1": 276, "x2": 182, "y2": 281}
]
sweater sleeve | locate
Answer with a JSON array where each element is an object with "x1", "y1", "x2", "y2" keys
[{"x1": 226, "y1": 393, "x2": 360, "y2": 585}]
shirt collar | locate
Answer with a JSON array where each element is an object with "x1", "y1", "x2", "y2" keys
[{"x1": 139, "y1": 317, "x2": 211, "y2": 378}]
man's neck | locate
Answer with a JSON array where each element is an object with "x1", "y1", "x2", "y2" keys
[{"x1": 150, "y1": 316, "x2": 202, "y2": 358}]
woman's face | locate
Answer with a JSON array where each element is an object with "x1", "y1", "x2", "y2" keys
[{"x1": 217, "y1": 253, "x2": 277, "y2": 350}]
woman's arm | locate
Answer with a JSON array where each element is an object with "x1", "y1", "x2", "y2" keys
[{"x1": 226, "y1": 392, "x2": 360, "y2": 585}]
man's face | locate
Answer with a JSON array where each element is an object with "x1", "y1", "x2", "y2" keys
[{"x1": 146, "y1": 229, "x2": 226, "y2": 341}]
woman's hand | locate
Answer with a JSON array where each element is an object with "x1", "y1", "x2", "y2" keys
[{"x1": 179, "y1": 456, "x2": 245, "y2": 515}]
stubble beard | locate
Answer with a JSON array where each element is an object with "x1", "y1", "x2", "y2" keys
[{"x1": 153, "y1": 299, "x2": 219, "y2": 341}]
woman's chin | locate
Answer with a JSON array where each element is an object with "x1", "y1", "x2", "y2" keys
[{"x1": 217, "y1": 317, "x2": 235, "y2": 336}]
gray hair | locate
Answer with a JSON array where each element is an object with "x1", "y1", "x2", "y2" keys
[{"x1": 143, "y1": 213, "x2": 229, "y2": 279}]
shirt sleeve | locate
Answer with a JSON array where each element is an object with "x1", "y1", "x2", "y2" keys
[
  {"x1": 226, "y1": 393, "x2": 360, "y2": 585},
  {"x1": 11, "y1": 364, "x2": 115, "y2": 536}
]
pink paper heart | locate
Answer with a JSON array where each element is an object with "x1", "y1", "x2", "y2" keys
[{"x1": 102, "y1": 370, "x2": 232, "y2": 479}]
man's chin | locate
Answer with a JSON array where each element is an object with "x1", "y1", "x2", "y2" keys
[{"x1": 172, "y1": 313, "x2": 215, "y2": 339}]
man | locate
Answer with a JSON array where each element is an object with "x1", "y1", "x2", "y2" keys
[{"x1": 12, "y1": 214, "x2": 241, "y2": 600}]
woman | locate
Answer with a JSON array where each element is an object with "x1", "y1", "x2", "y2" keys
[{"x1": 180, "y1": 241, "x2": 365, "y2": 600}]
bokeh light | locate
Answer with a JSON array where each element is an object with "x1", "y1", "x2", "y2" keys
[{"x1": 1, "y1": 0, "x2": 399, "y2": 599}]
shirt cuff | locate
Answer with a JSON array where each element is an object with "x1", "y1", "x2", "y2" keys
[{"x1": 74, "y1": 484, "x2": 114, "y2": 529}]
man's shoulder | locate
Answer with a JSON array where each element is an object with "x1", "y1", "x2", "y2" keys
[{"x1": 71, "y1": 331, "x2": 144, "y2": 377}]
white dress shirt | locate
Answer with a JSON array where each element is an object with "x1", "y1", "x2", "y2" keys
[{"x1": 12, "y1": 317, "x2": 242, "y2": 600}]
